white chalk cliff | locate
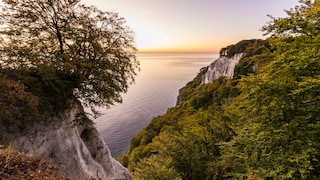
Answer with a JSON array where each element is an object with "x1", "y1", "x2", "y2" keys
[
  {"x1": 0, "y1": 103, "x2": 133, "y2": 180},
  {"x1": 202, "y1": 53, "x2": 243, "y2": 84}
]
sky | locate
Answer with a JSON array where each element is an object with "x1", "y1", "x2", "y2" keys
[{"x1": 81, "y1": 0, "x2": 300, "y2": 52}]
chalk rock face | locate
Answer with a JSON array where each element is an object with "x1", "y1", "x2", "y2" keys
[
  {"x1": 202, "y1": 53, "x2": 243, "y2": 84},
  {"x1": 0, "y1": 104, "x2": 133, "y2": 180}
]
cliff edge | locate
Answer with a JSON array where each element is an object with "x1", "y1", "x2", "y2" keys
[
  {"x1": 201, "y1": 53, "x2": 243, "y2": 84},
  {"x1": 0, "y1": 102, "x2": 133, "y2": 180},
  {"x1": 176, "y1": 39, "x2": 265, "y2": 105}
]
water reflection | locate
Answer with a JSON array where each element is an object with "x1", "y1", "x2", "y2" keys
[{"x1": 94, "y1": 52, "x2": 218, "y2": 156}]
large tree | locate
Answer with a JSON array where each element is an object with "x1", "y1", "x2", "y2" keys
[
  {"x1": 223, "y1": 0, "x2": 320, "y2": 178},
  {"x1": 0, "y1": 0, "x2": 139, "y2": 117}
]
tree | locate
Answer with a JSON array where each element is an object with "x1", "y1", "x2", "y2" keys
[
  {"x1": 132, "y1": 153, "x2": 180, "y2": 180},
  {"x1": 223, "y1": 1, "x2": 320, "y2": 178},
  {"x1": 262, "y1": 0, "x2": 320, "y2": 37},
  {"x1": 0, "y1": 0, "x2": 139, "y2": 117}
]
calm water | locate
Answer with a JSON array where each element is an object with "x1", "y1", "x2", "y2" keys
[{"x1": 94, "y1": 52, "x2": 218, "y2": 157}]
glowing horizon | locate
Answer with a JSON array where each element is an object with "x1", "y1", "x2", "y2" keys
[
  {"x1": 137, "y1": 45, "x2": 221, "y2": 53},
  {"x1": 81, "y1": 0, "x2": 300, "y2": 53}
]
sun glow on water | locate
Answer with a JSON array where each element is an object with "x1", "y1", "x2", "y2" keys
[{"x1": 94, "y1": 52, "x2": 218, "y2": 156}]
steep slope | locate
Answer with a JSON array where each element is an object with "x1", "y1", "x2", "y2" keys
[
  {"x1": 202, "y1": 39, "x2": 266, "y2": 84},
  {"x1": 0, "y1": 102, "x2": 133, "y2": 180},
  {"x1": 0, "y1": 69, "x2": 133, "y2": 179},
  {"x1": 121, "y1": 39, "x2": 269, "y2": 179},
  {"x1": 202, "y1": 53, "x2": 243, "y2": 84}
]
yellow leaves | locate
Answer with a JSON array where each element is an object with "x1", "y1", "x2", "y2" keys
[
  {"x1": 0, "y1": 74, "x2": 40, "y2": 127},
  {"x1": 5, "y1": 80, "x2": 39, "y2": 106}
]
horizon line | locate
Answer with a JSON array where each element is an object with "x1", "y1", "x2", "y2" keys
[{"x1": 137, "y1": 50, "x2": 219, "y2": 54}]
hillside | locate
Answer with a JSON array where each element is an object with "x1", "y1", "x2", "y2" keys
[
  {"x1": 120, "y1": 39, "x2": 268, "y2": 179},
  {"x1": 120, "y1": 2, "x2": 320, "y2": 179}
]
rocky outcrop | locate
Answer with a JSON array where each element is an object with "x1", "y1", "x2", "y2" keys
[
  {"x1": 201, "y1": 53, "x2": 243, "y2": 84},
  {"x1": 0, "y1": 103, "x2": 133, "y2": 180},
  {"x1": 176, "y1": 39, "x2": 265, "y2": 106},
  {"x1": 176, "y1": 87, "x2": 184, "y2": 106}
]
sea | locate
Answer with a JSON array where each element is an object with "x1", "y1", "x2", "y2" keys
[{"x1": 93, "y1": 52, "x2": 219, "y2": 157}]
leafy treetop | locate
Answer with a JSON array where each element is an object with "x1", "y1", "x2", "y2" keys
[
  {"x1": 0, "y1": 0, "x2": 139, "y2": 117},
  {"x1": 262, "y1": 0, "x2": 320, "y2": 37}
]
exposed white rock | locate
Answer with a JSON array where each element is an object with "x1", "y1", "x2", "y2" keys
[
  {"x1": 0, "y1": 103, "x2": 133, "y2": 180},
  {"x1": 202, "y1": 53, "x2": 243, "y2": 84}
]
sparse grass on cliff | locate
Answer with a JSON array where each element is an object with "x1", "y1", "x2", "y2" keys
[{"x1": 0, "y1": 145, "x2": 70, "y2": 180}]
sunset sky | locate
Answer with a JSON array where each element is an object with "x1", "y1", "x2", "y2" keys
[{"x1": 81, "y1": 0, "x2": 300, "y2": 52}]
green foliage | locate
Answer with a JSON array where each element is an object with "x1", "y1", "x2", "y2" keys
[
  {"x1": 122, "y1": 1, "x2": 320, "y2": 179},
  {"x1": 0, "y1": 0, "x2": 139, "y2": 118},
  {"x1": 233, "y1": 40, "x2": 271, "y2": 80},
  {"x1": 222, "y1": 1, "x2": 320, "y2": 179},
  {"x1": 72, "y1": 112, "x2": 95, "y2": 128},
  {"x1": 122, "y1": 74, "x2": 239, "y2": 179},
  {"x1": 262, "y1": 0, "x2": 320, "y2": 37},
  {"x1": 133, "y1": 154, "x2": 180, "y2": 180},
  {"x1": 178, "y1": 66, "x2": 208, "y2": 104},
  {"x1": 221, "y1": 39, "x2": 263, "y2": 58},
  {"x1": 223, "y1": 36, "x2": 320, "y2": 179}
]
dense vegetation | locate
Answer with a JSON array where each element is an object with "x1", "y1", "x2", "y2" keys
[
  {"x1": 121, "y1": 1, "x2": 320, "y2": 179},
  {"x1": 219, "y1": 39, "x2": 266, "y2": 58},
  {"x1": 0, "y1": 1, "x2": 138, "y2": 177},
  {"x1": 0, "y1": 0, "x2": 138, "y2": 128}
]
